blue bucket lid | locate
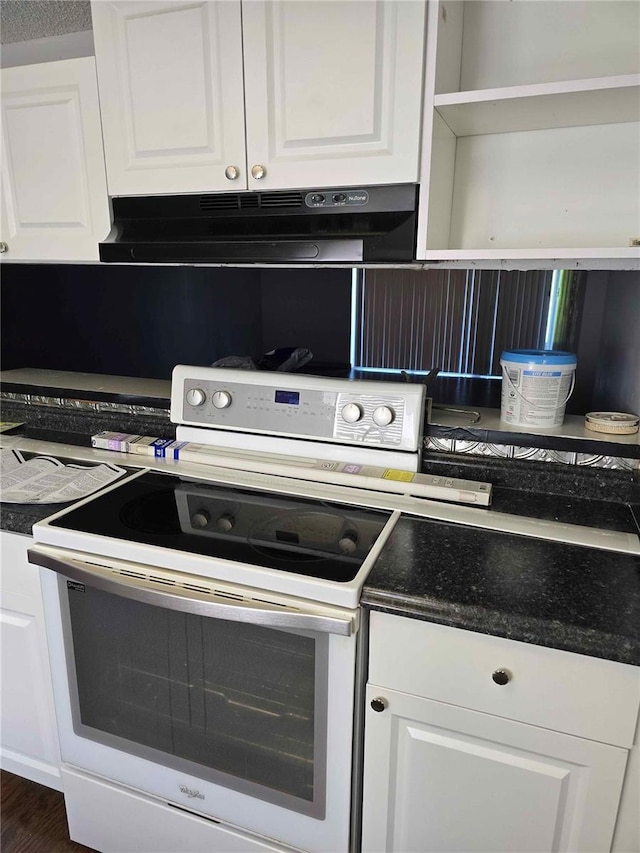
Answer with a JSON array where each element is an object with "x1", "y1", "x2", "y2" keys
[{"x1": 500, "y1": 349, "x2": 577, "y2": 365}]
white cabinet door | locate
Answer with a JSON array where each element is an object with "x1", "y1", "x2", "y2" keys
[
  {"x1": 91, "y1": 0, "x2": 247, "y2": 195},
  {"x1": 242, "y1": 1, "x2": 426, "y2": 190},
  {"x1": 92, "y1": 0, "x2": 426, "y2": 196},
  {"x1": 361, "y1": 684, "x2": 628, "y2": 853},
  {"x1": 0, "y1": 531, "x2": 62, "y2": 790},
  {"x1": 0, "y1": 57, "x2": 110, "y2": 261}
]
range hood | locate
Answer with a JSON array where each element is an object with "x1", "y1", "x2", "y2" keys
[{"x1": 99, "y1": 184, "x2": 418, "y2": 264}]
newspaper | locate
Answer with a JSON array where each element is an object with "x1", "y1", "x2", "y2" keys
[{"x1": 0, "y1": 448, "x2": 127, "y2": 504}]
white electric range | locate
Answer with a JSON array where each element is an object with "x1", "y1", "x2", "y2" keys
[{"x1": 28, "y1": 365, "x2": 487, "y2": 853}]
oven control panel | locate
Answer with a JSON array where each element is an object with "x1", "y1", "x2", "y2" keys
[{"x1": 171, "y1": 365, "x2": 426, "y2": 452}]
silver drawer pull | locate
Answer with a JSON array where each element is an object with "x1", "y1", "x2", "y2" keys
[{"x1": 492, "y1": 668, "x2": 512, "y2": 686}]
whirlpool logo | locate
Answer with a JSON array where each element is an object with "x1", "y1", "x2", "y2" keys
[{"x1": 179, "y1": 784, "x2": 205, "y2": 800}]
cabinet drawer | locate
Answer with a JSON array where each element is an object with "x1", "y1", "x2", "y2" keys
[{"x1": 368, "y1": 612, "x2": 640, "y2": 747}]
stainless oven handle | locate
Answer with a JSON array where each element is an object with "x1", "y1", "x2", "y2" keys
[{"x1": 28, "y1": 547, "x2": 356, "y2": 637}]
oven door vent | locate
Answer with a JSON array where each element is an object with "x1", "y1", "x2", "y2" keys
[
  {"x1": 148, "y1": 574, "x2": 177, "y2": 586},
  {"x1": 108, "y1": 567, "x2": 146, "y2": 580},
  {"x1": 111, "y1": 566, "x2": 302, "y2": 612}
]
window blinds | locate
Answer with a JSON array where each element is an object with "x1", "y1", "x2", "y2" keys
[{"x1": 353, "y1": 268, "x2": 556, "y2": 377}]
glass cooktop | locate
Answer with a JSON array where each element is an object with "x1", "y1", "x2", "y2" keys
[{"x1": 49, "y1": 471, "x2": 393, "y2": 583}]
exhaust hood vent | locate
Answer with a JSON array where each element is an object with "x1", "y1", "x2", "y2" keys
[
  {"x1": 199, "y1": 194, "x2": 244, "y2": 211},
  {"x1": 260, "y1": 192, "x2": 304, "y2": 208},
  {"x1": 100, "y1": 183, "x2": 418, "y2": 263},
  {"x1": 198, "y1": 192, "x2": 304, "y2": 212},
  {"x1": 240, "y1": 194, "x2": 260, "y2": 209}
]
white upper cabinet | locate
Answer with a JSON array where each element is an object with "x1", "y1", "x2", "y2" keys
[
  {"x1": 91, "y1": 0, "x2": 427, "y2": 196},
  {"x1": 241, "y1": 1, "x2": 425, "y2": 189},
  {"x1": 0, "y1": 57, "x2": 111, "y2": 261},
  {"x1": 416, "y1": 0, "x2": 640, "y2": 264},
  {"x1": 91, "y1": 1, "x2": 247, "y2": 195}
]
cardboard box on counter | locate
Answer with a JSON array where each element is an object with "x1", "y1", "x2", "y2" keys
[
  {"x1": 91, "y1": 432, "x2": 143, "y2": 452},
  {"x1": 91, "y1": 432, "x2": 188, "y2": 459}
]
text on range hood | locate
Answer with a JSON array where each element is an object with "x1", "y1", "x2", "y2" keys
[{"x1": 99, "y1": 184, "x2": 418, "y2": 264}]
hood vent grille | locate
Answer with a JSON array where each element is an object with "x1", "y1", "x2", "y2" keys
[
  {"x1": 260, "y1": 192, "x2": 304, "y2": 208},
  {"x1": 199, "y1": 192, "x2": 304, "y2": 212},
  {"x1": 199, "y1": 194, "x2": 245, "y2": 211}
]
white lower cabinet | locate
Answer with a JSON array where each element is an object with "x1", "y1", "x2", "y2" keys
[
  {"x1": 0, "y1": 530, "x2": 62, "y2": 790},
  {"x1": 361, "y1": 612, "x2": 640, "y2": 853},
  {"x1": 362, "y1": 685, "x2": 627, "y2": 853}
]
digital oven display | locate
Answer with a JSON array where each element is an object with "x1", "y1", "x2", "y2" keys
[{"x1": 275, "y1": 390, "x2": 300, "y2": 405}]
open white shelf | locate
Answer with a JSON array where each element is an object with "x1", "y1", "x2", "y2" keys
[
  {"x1": 429, "y1": 407, "x2": 640, "y2": 450},
  {"x1": 434, "y1": 75, "x2": 640, "y2": 137},
  {"x1": 416, "y1": 1, "x2": 640, "y2": 265}
]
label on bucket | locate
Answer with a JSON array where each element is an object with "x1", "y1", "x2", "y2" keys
[{"x1": 500, "y1": 356, "x2": 576, "y2": 428}]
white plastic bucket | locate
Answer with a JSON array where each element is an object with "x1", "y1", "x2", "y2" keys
[{"x1": 500, "y1": 349, "x2": 577, "y2": 428}]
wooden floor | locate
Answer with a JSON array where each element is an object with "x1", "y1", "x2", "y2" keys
[{"x1": 1, "y1": 771, "x2": 95, "y2": 853}]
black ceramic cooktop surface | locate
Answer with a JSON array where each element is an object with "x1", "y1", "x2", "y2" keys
[{"x1": 48, "y1": 470, "x2": 392, "y2": 583}]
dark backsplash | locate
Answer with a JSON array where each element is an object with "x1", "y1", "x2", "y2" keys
[{"x1": 0, "y1": 265, "x2": 353, "y2": 380}]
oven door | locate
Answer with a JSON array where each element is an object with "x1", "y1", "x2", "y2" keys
[{"x1": 30, "y1": 544, "x2": 359, "y2": 853}]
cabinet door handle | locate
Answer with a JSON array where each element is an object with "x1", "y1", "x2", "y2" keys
[
  {"x1": 370, "y1": 697, "x2": 388, "y2": 712},
  {"x1": 0, "y1": 242, "x2": 8, "y2": 253},
  {"x1": 225, "y1": 165, "x2": 240, "y2": 181},
  {"x1": 492, "y1": 668, "x2": 512, "y2": 685},
  {"x1": 251, "y1": 164, "x2": 266, "y2": 180}
]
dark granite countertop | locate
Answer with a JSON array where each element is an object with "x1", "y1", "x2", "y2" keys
[
  {"x1": 2, "y1": 499, "x2": 77, "y2": 536},
  {"x1": 361, "y1": 515, "x2": 640, "y2": 666}
]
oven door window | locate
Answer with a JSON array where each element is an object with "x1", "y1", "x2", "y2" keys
[{"x1": 61, "y1": 580, "x2": 328, "y2": 818}]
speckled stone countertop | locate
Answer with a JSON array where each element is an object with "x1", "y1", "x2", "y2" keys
[{"x1": 361, "y1": 515, "x2": 640, "y2": 666}]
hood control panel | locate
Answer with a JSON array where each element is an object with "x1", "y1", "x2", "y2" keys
[{"x1": 305, "y1": 189, "x2": 369, "y2": 208}]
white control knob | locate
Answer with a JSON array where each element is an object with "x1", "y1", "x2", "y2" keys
[
  {"x1": 212, "y1": 390, "x2": 232, "y2": 409},
  {"x1": 338, "y1": 531, "x2": 358, "y2": 554},
  {"x1": 216, "y1": 513, "x2": 235, "y2": 533},
  {"x1": 341, "y1": 402, "x2": 364, "y2": 424},
  {"x1": 186, "y1": 388, "x2": 206, "y2": 407},
  {"x1": 372, "y1": 405, "x2": 395, "y2": 427},
  {"x1": 191, "y1": 510, "x2": 210, "y2": 529}
]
